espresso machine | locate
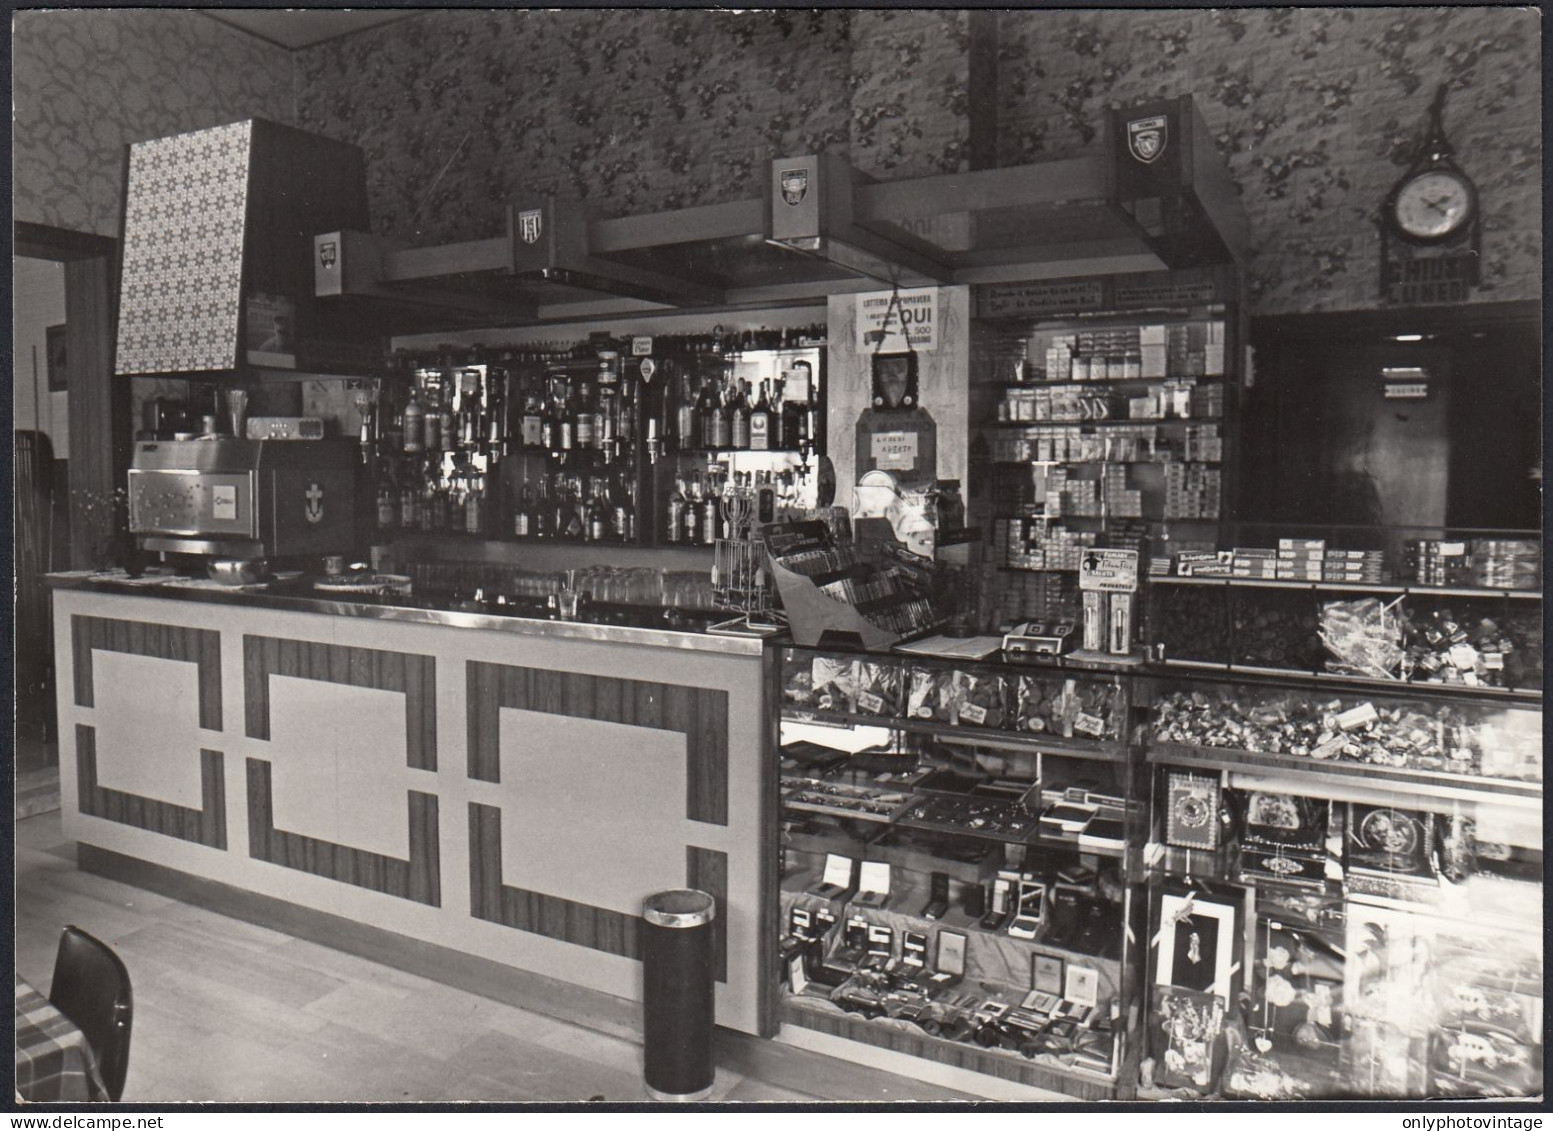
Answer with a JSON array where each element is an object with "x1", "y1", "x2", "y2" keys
[{"x1": 128, "y1": 438, "x2": 360, "y2": 562}]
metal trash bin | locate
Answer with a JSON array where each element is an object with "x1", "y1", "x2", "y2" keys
[{"x1": 641, "y1": 888, "x2": 717, "y2": 1102}]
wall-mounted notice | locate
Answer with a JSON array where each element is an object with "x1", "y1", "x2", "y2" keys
[{"x1": 856, "y1": 287, "x2": 939, "y2": 353}]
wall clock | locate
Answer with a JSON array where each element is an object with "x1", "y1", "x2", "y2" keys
[{"x1": 1380, "y1": 84, "x2": 1481, "y2": 304}]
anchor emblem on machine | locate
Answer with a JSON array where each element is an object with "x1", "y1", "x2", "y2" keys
[{"x1": 304, "y1": 482, "x2": 324, "y2": 524}]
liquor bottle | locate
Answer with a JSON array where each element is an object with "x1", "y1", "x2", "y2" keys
[
  {"x1": 698, "y1": 379, "x2": 720, "y2": 450},
  {"x1": 562, "y1": 478, "x2": 585, "y2": 541},
  {"x1": 675, "y1": 373, "x2": 698, "y2": 451},
  {"x1": 465, "y1": 474, "x2": 485, "y2": 535},
  {"x1": 731, "y1": 380, "x2": 751, "y2": 449},
  {"x1": 438, "y1": 396, "x2": 455, "y2": 451},
  {"x1": 599, "y1": 387, "x2": 617, "y2": 460},
  {"x1": 587, "y1": 479, "x2": 607, "y2": 542},
  {"x1": 540, "y1": 386, "x2": 556, "y2": 452},
  {"x1": 534, "y1": 479, "x2": 554, "y2": 539},
  {"x1": 403, "y1": 387, "x2": 425, "y2": 453},
  {"x1": 522, "y1": 380, "x2": 544, "y2": 450},
  {"x1": 749, "y1": 380, "x2": 771, "y2": 451},
  {"x1": 701, "y1": 479, "x2": 720, "y2": 545},
  {"x1": 612, "y1": 476, "x2": 632, "y2": 542},
  {"x1": 617, "y1": 378, "x2": 637, "y2": 449},
  {"x1": 376, "y1": 472, "x2": 397, "y2": 531},
  {"x1": 575, "y1": 380, "x2": 596, "y2": 451},
  {"x1": 513, "y1": 484, "x2": 532, "y2": 538},
  {"x1": 400, "y1": 472, "x2": 419, "y2": 530},
  {"x1": 667, "y1": 479, "x2": 686, "y2": 544},
  {"x1": 710, "y1": 383, "x2": 732, "y2": 450},
  {"x1": 557, "y1": 383, "x2": 575, "y2": 455},
  {"x1": 683, "y1": 477, "x2": 702, "y2": 543},
  {"x1": 778, "y1": 378, "x2": 800, "y2": 451}
]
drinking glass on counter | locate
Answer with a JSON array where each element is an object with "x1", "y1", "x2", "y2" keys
[{"x1": 227, "y1": 388, "x2": 249, "y2": 440}]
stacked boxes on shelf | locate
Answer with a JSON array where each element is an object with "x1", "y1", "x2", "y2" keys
[
  {"x1": 1162, "y1": 464, "x2": 1221, "y2": 519},
  {"x1": 1101, "y1": 465, "x2": 1143, "y2": 518},
  {"x1": 1000, "y1": 517, "x2": 1096, "y2": 572},
  {"x1": 1181, "y1": 424, "x2": 1223, "y2": 462}
]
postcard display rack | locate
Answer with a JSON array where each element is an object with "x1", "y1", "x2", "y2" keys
[
  {"x1": 775, "y1": 644, "x2": 1146, "y2": 1098},
  {"x1": 771, "y1": 639, "x2": 1542, "y2": 1100}
]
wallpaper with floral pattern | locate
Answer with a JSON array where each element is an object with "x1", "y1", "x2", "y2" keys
[
  {"x1": 13, "y1": 10, "x2": 295, "y2": 237},
  {"x1": 15, "y1": 9, "x2": 1539, "y2": 316},
  {"x1": 995, "y1": 6, "x2": 1541, "y2": 313},
  {"x1": 294, "y1": 10, "x2": 857, "y2": 243}
]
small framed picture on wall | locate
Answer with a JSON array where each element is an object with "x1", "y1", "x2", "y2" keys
[{"x1": 46, "y1": 324, "x2": 68, "y2": 391}]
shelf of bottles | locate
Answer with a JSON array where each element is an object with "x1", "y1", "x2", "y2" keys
[
  {"x1": 362, "y1": 325, "x2": 825, "y2": 550},
  {"x1": 657, "y1": 329, "x2": 827, "y2": 548}
]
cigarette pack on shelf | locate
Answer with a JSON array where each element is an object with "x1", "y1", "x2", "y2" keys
[{"x1": 1469, "y1": 539, "x2": 1540, "y2": 590}]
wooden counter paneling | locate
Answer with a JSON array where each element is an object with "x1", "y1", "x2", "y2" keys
[
  {"x1": 247, "y1": 758, "x2": 441, "y2": 906},
  {"x1": 72, "y1": 614, "x2": 222, "y2": 731},
  {"x1": 76, "y1": 723, "x2": 227, "y2": 849},
  {"x1": 466, "y1": 660, "x2": 728, "y2": 826},
  {"x1": 244, "y1": 634, "x2": 436, "y2": 771},
  {"x1": 469, "y1": 801, "x2": 642, "y2": 958}
]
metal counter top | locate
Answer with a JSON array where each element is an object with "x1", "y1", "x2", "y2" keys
[{"x1": 45, "y1": 571, "x2": 769, "y2": 657}]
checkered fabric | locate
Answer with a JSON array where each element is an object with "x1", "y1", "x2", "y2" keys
[{"x1": 14, "y1": 976, "x2": 108, "y2": 1103}]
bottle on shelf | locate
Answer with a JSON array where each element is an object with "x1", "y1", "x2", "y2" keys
[
  {"x1": 683, "y1": 476, "x2": 702, "y2": 544},
  {"x1": 521, "y1": 377, "x2": 544, "y2": 450},
  {"x1": 540, "y1": 383, "x2": 557, "y2": 452},
  {"x1": 667, "y1": 479, "x2": 686, "y2": 544},
  {"x1": 437, "y1": 395, "x2": 454, "y2": 453},
  {"x1": 700, "y1": 472, "x2": 720, "y2": 545},
  {"x1": 513, "y1": 484, "x2": 533, "y2": 538},
  {"x1": 750, "y1": 380, "x2": 772, "y2": 452},
  {"x1": 676, "y1": 372, "x2": 699, "y2": 451},
  {"x1": 403, "y1": 386, "x2": 425, "y2": 454},
  {"x1": 586, "y1": 478, "x2": 608, "y2": 543},
  {"x1": 575, "y1": 379, "x2": 596, "y2": 451},
  {"x1": 557, "y1": 380, "x2": 576, "y2": 457},
  {"x1": 699, "y1": 379, "x2": 722, "y2": 451},
  {"x1": 731, "y1": 379, "x2": 751, "y2": 450}
]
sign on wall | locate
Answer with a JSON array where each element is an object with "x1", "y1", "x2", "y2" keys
[{"x1": 855, "y1": 287, "x2": 939, "y2": 353}]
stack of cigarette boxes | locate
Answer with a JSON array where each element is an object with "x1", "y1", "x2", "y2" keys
[
  {"x1": 1321, "y1": 547, "x2": 1387, "y2": 583},
  {"x1": 1275, "y1": 539, "x2": 1327, "y2": 580},
  {"x1": 1182, "y1": 423, "x2": 1223, "y2": 462},
  {"x1": 1406, "y1": 539, "x2": 1471, "y2": 586},
  {"x1": 1101, "y1": 465, "x2": 1143, "y2": 518},
  {"x1": 1227, "y1": 540, "x2": 1389, "y2": 582},
  {"x1": 1231, "y1": 547, "x2": 1280, "y2": 579},
  {"x1": 1162, "y1": 463, "x2": 1221, "y2": 519}
]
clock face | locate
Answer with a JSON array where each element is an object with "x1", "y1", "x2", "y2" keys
[{"x1": 1393, "y1": 170, "x2": 1474, "y2": 242}]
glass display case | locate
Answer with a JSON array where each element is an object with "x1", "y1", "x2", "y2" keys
[
  {"x1": 1139, "y1": 667, "x2": 1542, "y2": 1100},
  {"x1": 773, "y1": 644, "x2": 1144, "y2": 1099},
  {"x1": 1148, "y1": 577, "x2": 1542, "y2": 694},
  {"x1": 766, "y1": 643, "x2": 1543, "y2": 1101}
]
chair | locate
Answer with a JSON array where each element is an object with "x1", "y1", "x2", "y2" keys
[{"x1": 48, "y1": 926, "x2": 133, "y2": 1101}]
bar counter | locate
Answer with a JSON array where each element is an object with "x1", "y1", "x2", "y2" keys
[{"x1": 47, "y1": 570, "x2": 775, "y2": 1037}]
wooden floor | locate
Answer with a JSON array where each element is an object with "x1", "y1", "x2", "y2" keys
[{"x1": 15, "y1": 810, "x2": 977, "y2": 1104}]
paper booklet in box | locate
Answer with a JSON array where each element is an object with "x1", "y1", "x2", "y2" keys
[
  {"x1": 853, "y1": 861, "x2": 892, "y2": 909},
  {"x1": 809, "y1": 853, "x2": 859, "y2": 902}
]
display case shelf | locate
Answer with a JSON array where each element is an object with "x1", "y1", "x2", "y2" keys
[
  {"x1": 1146, "y1": 740, "x2": 1541, "y2": 806},
  {"x1": 1152, "y1": 576, "x2": 1542, "y2": 601},
  {"x1": 779, "y1": 998, "x2": 1123, "y2": 1099},
  {"x1": 1156, "y1": 658, "x2": 1541, "y2": 704},
  {"x1": 781, "y1": 707, "x2": 1128, "y2": 763}
]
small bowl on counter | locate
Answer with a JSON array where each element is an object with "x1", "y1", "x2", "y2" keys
[{"x1": 207, "y1": 558, "x2": 270, "y2": 586}]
